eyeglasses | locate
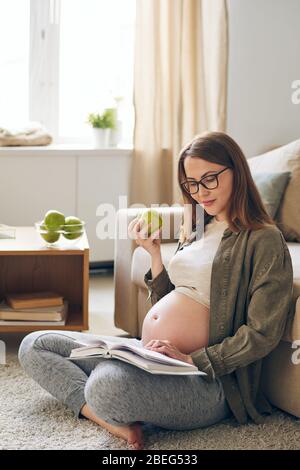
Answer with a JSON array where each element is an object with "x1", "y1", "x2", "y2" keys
[{"x1": 181, "y1": 167, "x2": 230, "y2": 194}]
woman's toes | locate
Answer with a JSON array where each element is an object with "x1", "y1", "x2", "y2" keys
[{"x1": 127, "y1": 423, "x2": 144, "y2": 450}]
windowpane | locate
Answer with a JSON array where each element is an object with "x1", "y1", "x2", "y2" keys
[
  {"x1": 0, "y1": 0, "x2": 30, "y2": 126},
  {"x1": 59, "y1": 0, "x2": 136, "y2": 145}
]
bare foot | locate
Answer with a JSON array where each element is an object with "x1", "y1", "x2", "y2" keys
[
  {"x1": 80, "y1": 404, "x2": 144, "y2": 450},
  {"x1": 107, "y1": 421, "x2": 144, "y2": 450}
]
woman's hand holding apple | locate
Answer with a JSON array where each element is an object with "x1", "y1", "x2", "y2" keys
[{"x1": 128, "y1": 214, "x2": 162, "y2": 257}]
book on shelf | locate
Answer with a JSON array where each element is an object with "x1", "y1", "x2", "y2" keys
[
  {"x1": 0, "y1": 300, "x2": 68, "y2": 325},
  {"x1": 67, "y1": 334, "x2": 206, "y2": 376},
  {"x1": 5, "y1": 291, "x2": 64, "y2": 310}
]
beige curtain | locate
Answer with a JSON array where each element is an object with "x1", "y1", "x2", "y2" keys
[{"x1": 129, "y1": 0, "x2": 228, "y2": 207}]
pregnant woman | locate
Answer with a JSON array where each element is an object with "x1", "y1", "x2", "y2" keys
[{"x1": 18, "y1": 131, "x2": 293, "y2": 451}]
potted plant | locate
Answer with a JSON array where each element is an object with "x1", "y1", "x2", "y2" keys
[{"x1": 86, "y1": 108, "x2": 116, "y2": 148}]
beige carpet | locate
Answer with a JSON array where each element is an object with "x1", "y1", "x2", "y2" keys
[{"x1": 1, "y1": 353, "x2": 300, "y2": 450}]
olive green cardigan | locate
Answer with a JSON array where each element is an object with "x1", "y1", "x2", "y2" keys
[{"x1": 144, "y1": 224, "x2": 294, "y2": 424}]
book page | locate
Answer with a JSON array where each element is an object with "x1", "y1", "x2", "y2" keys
[
  {"x1": 111, "y1": 350, "x2": 205, "y2": 375},
  {"x1": 73, "y1": 334, "x2": 142, "y2": 350},
  {"x1": 114, "y1": 343, "x2": 196, "y2": 367},
  {"x1": 69, "y1": 346, "x2": 107, "y2": 357}
]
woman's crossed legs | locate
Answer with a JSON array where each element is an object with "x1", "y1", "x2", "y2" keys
[{"x1": 18, "y1": 330, "x2": 231, "y2": 449}]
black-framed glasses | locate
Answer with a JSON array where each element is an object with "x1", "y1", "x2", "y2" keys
[{"x1": 181, "y1": 167, "x2": 230, "y2": 194}]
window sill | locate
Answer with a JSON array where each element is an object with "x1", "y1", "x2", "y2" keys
[{"x1": 0, "y1": 143, "x2": 133, "y2": 158}]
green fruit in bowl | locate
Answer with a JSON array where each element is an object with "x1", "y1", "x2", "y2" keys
[
  {"x1": 63, "y1": 216, "x2": 84, "y2": 240},
  {"x1": 39, "y1": 223, "x2": 60, "y2": 243},
  {"x1": 139, "y1": 209, "x2": 163, "y2": 237},
  {"x1": 44, "y1": 210, "x2": 65, "y2": 230}
]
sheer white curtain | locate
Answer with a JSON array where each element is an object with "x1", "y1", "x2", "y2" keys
[{"x1": 129, "y1": 0, "x2": 228, "y2": 207}]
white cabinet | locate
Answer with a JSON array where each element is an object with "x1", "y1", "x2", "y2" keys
[
  {"x1": 0, "y1": 147, "x2": 132, "y2": 263},
  {"x1": 77, "y1": 154, "x2": 132, "y2": 263}
]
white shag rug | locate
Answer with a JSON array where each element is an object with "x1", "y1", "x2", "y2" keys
[{"x1": 1, "y1": 354, "x2": 300, "y2": 450}]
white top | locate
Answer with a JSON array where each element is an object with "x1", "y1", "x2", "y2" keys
[{"x1": 167, "y1": 216, "x2": 229, "y2": 308}]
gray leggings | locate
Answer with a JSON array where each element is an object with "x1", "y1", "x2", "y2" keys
[{"x1": 18, "y1": 330, "x2": 231, "y2": 430}]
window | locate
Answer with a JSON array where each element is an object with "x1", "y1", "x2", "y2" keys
[
  {"x1": 0, "y1": 0, "x2": 136, "y2": 146},
  {"x1": 0, "y1": 0, "x2": 30, "y2": 126},
  {"x1": 58, "y1": 0, "x2": 135, "y2": 145}
]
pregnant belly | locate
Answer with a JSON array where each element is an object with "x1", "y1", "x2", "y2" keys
[{"x1": 141, "y1": 290, "x2": 210, "y2": 355}]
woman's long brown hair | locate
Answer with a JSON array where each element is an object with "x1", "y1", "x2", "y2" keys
[{"x1": 177, "y1": 131, "x2": 276, "y2": 243}]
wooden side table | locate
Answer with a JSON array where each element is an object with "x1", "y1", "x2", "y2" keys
[{"x1": 0, "y1": 227, "x2": 89, "y2": 332}]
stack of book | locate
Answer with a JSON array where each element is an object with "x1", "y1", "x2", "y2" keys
[{"x1": 0, "y1": 291, "x2": 68, "y2": 325}]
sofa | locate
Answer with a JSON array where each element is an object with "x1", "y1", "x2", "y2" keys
[{"x1": 114, "y1": 139, "x2": 300, "y2": 418}]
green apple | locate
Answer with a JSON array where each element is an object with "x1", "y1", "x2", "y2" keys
[
  {"x1": 44, "y1": 210, "x2": 65, "y2": 230},
  {"x1": 40, "y1": 223, "x2": 60, "y2": 243},
  {"x1": 140, "y1": 209, "x2": 163, "y2": 237},
  {"x1": 63, "y1": 216, "x2": 84, "y2": 240}
]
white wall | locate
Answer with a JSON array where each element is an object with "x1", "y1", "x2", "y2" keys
[{"x1": 226, "y1": 0, "x2": 300, "y2": 157}]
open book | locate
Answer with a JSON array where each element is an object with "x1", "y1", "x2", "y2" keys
[{"x1": 67, "y1": 335, "x2": 206, "y2": 376}]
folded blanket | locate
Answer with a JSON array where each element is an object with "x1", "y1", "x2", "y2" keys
[{"x1": 0, "y1": 121, "x2": 53, "y2": 146}]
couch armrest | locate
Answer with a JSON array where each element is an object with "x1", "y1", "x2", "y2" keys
[
  {"x1": 281, "y1": 296, "x2": 300, "y2": 343},
  {"x1": 113, "y1": 206, "x2": 184, "y2": 337}
]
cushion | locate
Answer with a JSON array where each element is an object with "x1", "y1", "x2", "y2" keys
[
  {"x1": 0, "y1": 122, "x2": 52, "y2": 146},
  {"x1": 247, "y1": 139, "x2": 300, "y2": 241},
  {"x1": 251, "y1": 171, "x2": 291, "y2": 218}
]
